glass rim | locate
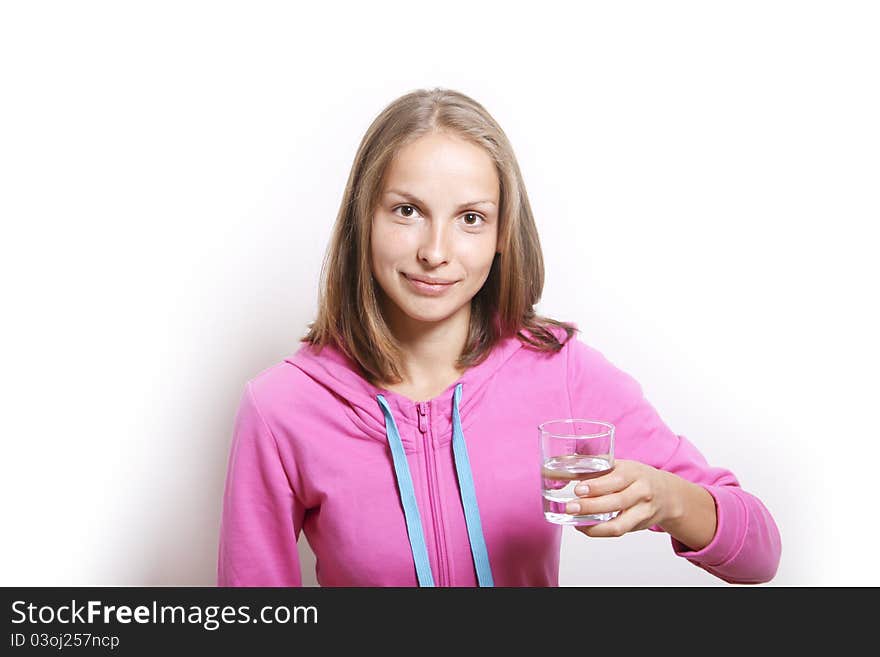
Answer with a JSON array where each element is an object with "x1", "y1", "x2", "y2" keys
[{"x1": 537, "y1": 418, "x2": 614, "y2": 438}]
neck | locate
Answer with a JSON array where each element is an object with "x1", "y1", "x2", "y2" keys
[{"x1": 383, "y1": 301, "x2": 471, "y2": 385}]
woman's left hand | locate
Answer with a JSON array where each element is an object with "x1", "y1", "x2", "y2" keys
[{"x1": 566, "y1": 459, "x2": 682, "y2": 538}]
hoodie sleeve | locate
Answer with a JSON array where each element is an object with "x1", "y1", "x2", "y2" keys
[
  {"x1": 565, "y1": 336, "x2": 781, "y2": 584},
  {"x1": 217, "y1": 382, "x2": 305, "y2": 586}
]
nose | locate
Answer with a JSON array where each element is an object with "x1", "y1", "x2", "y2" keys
[{"x1": 417, "y1": 220, "x2": 451, "y2": 267}]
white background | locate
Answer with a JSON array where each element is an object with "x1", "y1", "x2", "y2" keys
[{"x1": 1, "y1": 1, "x2": 877, "y2": 586}]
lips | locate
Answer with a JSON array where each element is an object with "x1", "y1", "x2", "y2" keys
[
  {"x1": 402, "y1": 273, "x2": 458, "y2": 296},
  {"x1": 405, "y1": 274, "x2": 455, "y2": 285}
]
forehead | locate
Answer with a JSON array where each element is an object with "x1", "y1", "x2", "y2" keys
[{"x1": 383, "y1": 133, "x2": 499, "y2": 199}]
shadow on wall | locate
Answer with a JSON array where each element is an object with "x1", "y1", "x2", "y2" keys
[{"x1": 129, "y1": 313, "x2": 319, "y2": 587}]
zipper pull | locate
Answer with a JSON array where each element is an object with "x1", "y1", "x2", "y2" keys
[{"x1": 417, "y1": 402, "x2": 427, "y2": 433}]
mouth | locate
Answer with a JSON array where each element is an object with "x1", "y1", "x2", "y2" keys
[{"x1": 402, "y1": 273, "x2": 459, "y2": 296}]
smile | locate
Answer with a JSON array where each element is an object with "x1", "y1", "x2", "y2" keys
[{"x1": 402, "y1": 273, "x2": 459, "y2": 296}]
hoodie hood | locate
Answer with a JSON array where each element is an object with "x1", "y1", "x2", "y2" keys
[{"x1": 284, "y1": 331, "x2": 532, "y2": 451}]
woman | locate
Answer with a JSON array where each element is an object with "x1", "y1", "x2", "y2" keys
[{"x1": 217, "y1": 88, "x2": 781, "y2": 586}]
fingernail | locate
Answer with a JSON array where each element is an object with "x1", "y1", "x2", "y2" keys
[
  {"x1": 575, "y1": 484, "x2": 590, "y2": 496},
  {"x1": 565, "y1": 502, "x2": 580, "y2": 514}
]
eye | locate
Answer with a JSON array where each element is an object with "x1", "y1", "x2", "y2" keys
[
  {"x1": 393, "y1": 204, "x2": 420, "y2": 219},
  {"x1": 392, "y1": 204, "x2": 485, "y2": 227},
  {"x1": 462, "y1": 212, "x2": 486, "y2": 227}
]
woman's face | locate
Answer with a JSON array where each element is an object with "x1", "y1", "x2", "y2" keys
[{"x1": 370, "y1": 131, "x2": 500, "y2": 332}]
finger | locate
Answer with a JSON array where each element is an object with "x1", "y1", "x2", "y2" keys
[
  {"x1": 574, "y1": 460, "x2": 636, "y2": 499},
  {"x1": 565, "y1": 481, "x2": 642, "y2": 516},
  {"x1": 575, "y1": 503, "x2": 653, "y2": 538}
]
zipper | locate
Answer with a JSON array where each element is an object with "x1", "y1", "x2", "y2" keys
[
  {"x1": 417, "y1": 401, "x2": 448, "y2": 586},
  {"x1": 417, "y1": 401, "x2": 427, "y2": 433}
]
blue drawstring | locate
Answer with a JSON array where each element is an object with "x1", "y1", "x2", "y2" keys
[
  {"x1": 377, "y1": 383, "x2": 494, "y2": 587},
  {"x1": 377, "y1": 392, "x2": 435, "y2": 586},
  {"x1": 451, "y1": 384, "x2": 494, "y2": 586}
]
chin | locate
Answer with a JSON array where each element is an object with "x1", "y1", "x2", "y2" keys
[
  {"x1": 392, "y1": 294, "x2": 466, "y2": 323},
  {"x1": 399, "y1": 304, "x2": 457, "y2": 324}
]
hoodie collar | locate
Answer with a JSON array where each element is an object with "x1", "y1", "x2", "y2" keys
[{"x1": 285, "y1": 333, "x2": 527, "y2": 451}]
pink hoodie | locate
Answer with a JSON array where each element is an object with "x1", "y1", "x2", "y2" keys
[{"x1": 217, "y1": 324, "x2": 781, "y2": 586}]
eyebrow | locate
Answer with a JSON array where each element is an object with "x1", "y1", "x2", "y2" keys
[{"x1": 384, "y1": 189, "x2": 497, "y2": 210}]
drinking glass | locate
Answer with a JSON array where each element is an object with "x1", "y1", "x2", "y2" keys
[{"x1": 539, "y1": 419, "x2": 617, "y2": 526}]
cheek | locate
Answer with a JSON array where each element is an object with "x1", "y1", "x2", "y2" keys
[
  {"x1": 458, "y1": 235, "x2": 498, "y2": 272},
  {"x1": 371, "y1": 224, "x2": 412, "y2": 270}
]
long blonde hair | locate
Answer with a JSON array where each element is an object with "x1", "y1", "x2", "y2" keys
[{"x1": 302, "y1": 87, "x2": 576, "y2": 385}]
